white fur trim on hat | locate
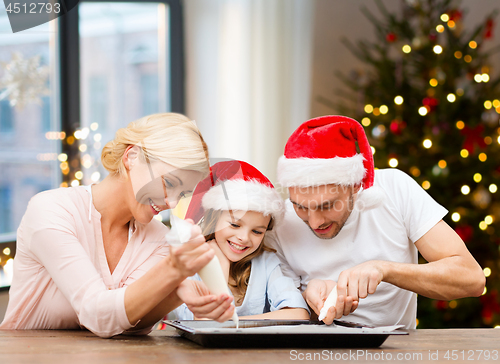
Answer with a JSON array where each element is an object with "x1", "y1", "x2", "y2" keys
[
  {"x1": 202, "y1": 179, "x2": 285, "y2": 224},
  {"x1": 277, "y1": 154, "x2": 366, "y2": 187},
  {"x1": 355, "y1": 186, "x2": 386, "y2": 210}
]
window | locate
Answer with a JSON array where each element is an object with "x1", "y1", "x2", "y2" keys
[
  {"x1": 0, "y1": 0, "x2": 184, "y2": 289},
  {"x1": 0, "y1": 186, "x2": 12, "y2": 234},
  {"x1": 41, "y1": 96, "x2": 51, "y2": 133},
  {"x1": 73, "y1": 0, "x2": 183, "y2": 187},
  {"x1": 0, "y1": 99, "x2": 13, "y2": 133},
  {"x1": 88, "y1": 76, "x2": 108, "y2": 129},
  {"x1": 141, "y1": 73, "x2": 159, "y2": 116},
  {"x1": 0, "y1": 6, "x2": 59, "y2": 280}
]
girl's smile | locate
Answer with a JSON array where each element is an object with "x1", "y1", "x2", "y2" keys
[
  {"x1": 214, "y1": 210, "x2": 271, "y2": 262},
  {"x1": 227, "y1": 240, "x2": 249, "y2": 253}
]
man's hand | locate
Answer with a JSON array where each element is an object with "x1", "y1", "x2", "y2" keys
[
  {"x1": 336, "y1": 260, "x2": 386, "y2": 302},
  {"x1": 303, "y1": 279, "x2": 358, "y2": 325},
  {"x1": 168, "y1": 220, "x2": 214, "y2": 279},
  {"x1": 176, "y1": 280, "x2": 235, "y2": 322}
]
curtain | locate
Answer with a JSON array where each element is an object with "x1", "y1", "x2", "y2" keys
[{"x1": 184, "y1": 0, "x2": 314, "y2": 182}]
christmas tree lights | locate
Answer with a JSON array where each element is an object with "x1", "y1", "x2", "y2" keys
[{"x1": 333, "y1": 0, "x2": 500, "y2": 328}]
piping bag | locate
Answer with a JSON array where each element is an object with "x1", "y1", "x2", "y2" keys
[
  {"x1": 318, "y1": 285, "x2": 337, "y2": 322},
  {"x1": 166, "y1": 215, "x2": 239, "y2": 328}
]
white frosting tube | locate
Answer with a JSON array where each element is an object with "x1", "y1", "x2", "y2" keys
[
  {"x1": 318, "y1": 285, "x2": 337, "y2": 321},
  {"x1": 166, "y1": 215, "x2": 239, "y2": 326},
  {"x1": 198, "y1": 256, "x2": 239, "y2": 327}
]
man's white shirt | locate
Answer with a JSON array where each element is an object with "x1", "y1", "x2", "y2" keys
[{"x1": 267, "y1": 168, "x2": 448, "y2": 329}]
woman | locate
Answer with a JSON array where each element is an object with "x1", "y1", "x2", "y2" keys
[{"x1": 0, "y1": 113, "x2": 214, "y2": 337}]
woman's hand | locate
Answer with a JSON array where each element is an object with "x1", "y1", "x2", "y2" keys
[
  {"x1": 207, "y1": 239, "x2": 230, "y2": 283},
  {"x1": 168, "y1": 220, "x2": 214, "y2": 279},
  {"x1": 176, "y1": 280, "x2": 235, "y2": 322},
  {"x1": 124, "y1": 220, "x2": 213, "y2": 328}
]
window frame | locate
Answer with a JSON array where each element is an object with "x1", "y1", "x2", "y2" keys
[
  {"x1": 59, "y1": 0, "x2": 185, "y2": 185},
  {"x1": 0, "y1": 0, "x2": 185, "y2": 288},
  {"x1": 0, "y1": 99, "x2": 14, "y2": 134}
]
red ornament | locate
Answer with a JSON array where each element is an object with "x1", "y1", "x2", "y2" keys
[
  {"x1": 456, "y1": 225, "x2": 473, "y2": 243},
  {"x1": 448, "y1": 9, "x2": 463, "y2": 22},
  {"x1": 480, "y1": 290, "x2": 500, "y2": 323},
  {"x1": 482, "y1": 308, "x2": 493, "y2": 324},
  {"x1": 422, "y1": 97, "x2": 439, "y2": 112},
  {"x1": 460, "y1": 125, "x2": 487, "y2": 153},
  {"x1": 484, "y1": 18, "x2": 494, "y2": 40},
  {"x1": 386, "y1": 32, "x2": 397, "y2": 43},
  {"x1": 435, "y1": 300, "x2": 448, "y2": 310},
  {"x1": 390, "y1": 120, "x2": 406, "y2": 135},
  {"x1": 428, "y1": 33, "x2": 437, "y2": 42}
]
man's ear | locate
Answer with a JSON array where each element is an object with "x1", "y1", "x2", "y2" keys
[
  {"x1": 123, "y1": 145, "x2": 141, "y2": 170},
  {"x1": 353, "y1": 184, "x2": 362, "y2": 194}
]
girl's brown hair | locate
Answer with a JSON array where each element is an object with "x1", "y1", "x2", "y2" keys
[{"x1": 201, "y1": 209, "x2": 276, "y2": 305}]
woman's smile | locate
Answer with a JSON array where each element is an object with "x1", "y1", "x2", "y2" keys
[{"x1": 149, "y1": 198, "x2": 163, "y2": 215}]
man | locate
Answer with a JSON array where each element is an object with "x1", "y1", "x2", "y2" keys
[{"x1": 267, "y1": 115, "x2": 485, "y2": 329}]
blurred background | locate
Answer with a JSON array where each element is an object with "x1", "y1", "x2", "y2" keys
[{"x1": 0, "y1": 0, "x2": 499, "y2": 328}]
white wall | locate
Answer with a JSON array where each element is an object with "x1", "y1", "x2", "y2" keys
[
  {"x1": 183, "y1": 0, "x2": 314, "y2": 183},
  {"x1": 310, "y1": 0, "x2": 500, "y2": 117}
]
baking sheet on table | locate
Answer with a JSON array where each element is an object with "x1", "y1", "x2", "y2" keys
[
  {"x1": 167, "y1": 319, "x2": 405, "y2": 333},
  {"x1": 166, "y1": 319, "x2": 408, "y2": 348},
  {"x1": 185, "y1": 324, "x2": 403, "y2": 334}
]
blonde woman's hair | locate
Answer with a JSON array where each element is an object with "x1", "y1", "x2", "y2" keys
[
  {"x1": 101, "y1": 113, "x2": 209, "y2": 178},
  {"x1": 201, "y1": 209, "x2": 276, "y2": 305}
]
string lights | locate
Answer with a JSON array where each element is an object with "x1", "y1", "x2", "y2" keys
[{"x1": 338, "y1": 0, "x2": 500, "y2": 328}]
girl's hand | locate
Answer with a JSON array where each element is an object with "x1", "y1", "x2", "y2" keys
[
  {"x1": 168, "y1": 220, "x2": 214, "y2": 279},
  {"x1": 176, "y1": 280, "x2": 235, "y2": 322},
  {"x1": 207, "y1": 239, "x2": 230, "y2": 282}
]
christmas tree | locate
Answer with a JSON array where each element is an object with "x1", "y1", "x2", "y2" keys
[{"x1": 334, "y1": 0, "x2": 500, "y2": 328}]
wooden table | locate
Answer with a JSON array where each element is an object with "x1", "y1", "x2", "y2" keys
[{"x1": 0, "y1": 328, "x2": 499, "y2": 363}]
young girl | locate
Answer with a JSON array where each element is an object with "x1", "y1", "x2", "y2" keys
[{"x1": 174, "y1": 160, "x2": 309, "y2": 320}]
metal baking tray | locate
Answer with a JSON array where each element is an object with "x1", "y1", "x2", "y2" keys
[{"x1": 166, "y1": 319, "x2": 408, "y2": 348}]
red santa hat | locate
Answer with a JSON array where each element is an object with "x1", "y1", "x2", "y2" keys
[
  {"x1": 277, "y1": 115, "x2": 384, "y2": 209},
  {"x1": 186, "y1": 160, "x2": 285, "y2": 224}
]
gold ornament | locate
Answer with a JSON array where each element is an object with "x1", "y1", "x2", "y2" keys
[{"x1": 472, "y1": 185, "x2": 491, "y2": 209}]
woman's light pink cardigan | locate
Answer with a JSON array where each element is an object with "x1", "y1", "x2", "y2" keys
[{"x1": 0, "y1": 186, "x2": 169, "y2": 338}]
